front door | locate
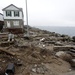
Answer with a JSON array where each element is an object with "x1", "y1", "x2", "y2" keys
[{"x1": 7, "y1": 21, "x2": 10, "y2": 28}]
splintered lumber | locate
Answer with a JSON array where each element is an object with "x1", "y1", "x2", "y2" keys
[
  {"x1": 0, "y1": 41, "x2": 15, "y2": 47},
  {"x1": 54, "y1": 45, "x2": 75, "y2": 52},
  {"x1": 0, "y1": 33, "x2": 8, "y2": 38},
  {"x1": 0, "y1": 48, "x2": 15, "y2": 56}
]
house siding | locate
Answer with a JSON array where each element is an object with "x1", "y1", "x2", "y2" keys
[
  {"x1": 3, "y1": 11, "x2": 23, "y2": 19},
  {"x1": 4, "y1": 19, "x2": 24, "y2": 28}
]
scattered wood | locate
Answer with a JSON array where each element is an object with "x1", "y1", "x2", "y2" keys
[
  {"x1": 0, "y1": 41, "x2": 15, "y2": 47},
  {"x1": 54, "y1": 46, "x2": 75, "y2": 52},
  {"x1": 0, "y1": 48, "x2": 16, "y2": 56},
  {"x1": 0, "y1": 33, "x2": 8, "y2": 38}
]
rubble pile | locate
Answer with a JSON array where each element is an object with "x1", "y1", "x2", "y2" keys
[
  {"x1": 0, "y1": 26, "x2": 75, "y2": 75},
  {"x1": 0, "y1": 39, "x2": 72, "y2": 75}
]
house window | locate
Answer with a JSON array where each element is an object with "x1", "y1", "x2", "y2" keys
[
  {"x1": 7, "y1": 21, "x2": 11, "y2": 28},
  {"x1": 14, "y1": 11, "x2": 19, "y2": 17},
  {"x1": 13, "y1": 21, "x2": 19, "y2": 26},
  {"x1": 6, "y1": 11, "x2": 12, "y2": 16}
]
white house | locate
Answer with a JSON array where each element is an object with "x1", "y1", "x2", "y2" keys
[{"x1": 2, "y1": 4, "x2": 24, "y2": 33}]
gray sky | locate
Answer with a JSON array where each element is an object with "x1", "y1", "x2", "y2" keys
[{"x1": 0, "y1": 0, "x2": 75, "y2": 26}]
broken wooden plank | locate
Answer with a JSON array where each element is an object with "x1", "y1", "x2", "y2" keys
[
  {"x1": 54, "y1": 46, "x2": 75, "y2": 52},
  {"x1": 0, "y1": 41, "x2": 15, "y2": 47},
  {"x1": 0, "y1": 33, "x2": 8, "y2": 38},
  {"x1": 0, "y1": 48, "x2": 16, "y2": 56}
]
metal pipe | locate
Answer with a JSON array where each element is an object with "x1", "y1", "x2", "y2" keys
[{"x1": 25, "y1": 0, "x2": 29, "y2": 36}]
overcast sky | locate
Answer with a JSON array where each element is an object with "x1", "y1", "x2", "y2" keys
[{"x1": 0, "y1": 0, "x2": 75, "y2": 26}]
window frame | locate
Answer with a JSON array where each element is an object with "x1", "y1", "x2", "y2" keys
[
  {"x1": 13, "y1": 21, "x2": 19, "y2": 26},
  {"x1": 14, "y1": 11, "x2": 19, "y2": 17},
  {"x1": 6, "y1": 11, "x2": 12, "y2": 17}
]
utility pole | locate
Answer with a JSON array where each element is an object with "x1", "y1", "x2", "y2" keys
[{"x1": 25, "y1": 0, "x2": 29, "y2": 36}]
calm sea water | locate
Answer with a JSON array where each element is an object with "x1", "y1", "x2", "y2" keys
[{"x1": 34, "y1": 26, "x2": 75, "y2": 37}]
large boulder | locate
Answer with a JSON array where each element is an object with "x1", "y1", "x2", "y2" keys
[{"x1": 56, "y1": 51, "x2": 72, "y2": 62}]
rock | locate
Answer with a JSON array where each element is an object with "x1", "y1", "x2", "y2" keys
[
  {"x1": 32, "y1": 68, "x2": 37, "y2": 73},
  {"x1": 34, "y1": 64, "x2": 37, "y2": 67},
  {"x1": 55, "y1": 41, "x2": 63, "y2": 46},
  {"x1": 56, "y1": 51, "x2": 72, "y2": 62},
  {"x1": 70, "y1": 59, "x2": 75, "y2": 67},
  {"x1": 43, "y1": 55, "x2": 46, "y2": 58},
  {"x1": 31, "y1": 64, "x2": 47, "y2": 74},
  {"x1": 37, "y1": 67, "x2": 45, "y2": 74},
  {"x1": 2, "y1": 60, "x2": 5, "y2": 63},
  {"x1": 56, "y1": 51, "x2": 65, "y2": 57},
  {"x1": 68, "y1": 69, "x2": 72, "y2": 72}
]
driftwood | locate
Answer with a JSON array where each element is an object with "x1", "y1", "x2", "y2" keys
[
  {"x1": 0, "y1": 41, "x2": 15, "y2": 47},
  {"x1": 0, "y1": 48, "x2": 15, "y2": 56}
]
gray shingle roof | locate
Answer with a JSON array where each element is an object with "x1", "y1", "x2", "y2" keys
[{"x1": 2, "y1": 4, "x2": 23, "y2": 11}]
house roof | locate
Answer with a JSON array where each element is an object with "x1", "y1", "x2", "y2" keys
[{"x1": 2, "y1": 4, "x2": 23, "y2": 11}]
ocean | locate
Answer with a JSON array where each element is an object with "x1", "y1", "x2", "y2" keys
[{"x1": 34, "y1": 26, "x2": 75, "y2": 37}]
